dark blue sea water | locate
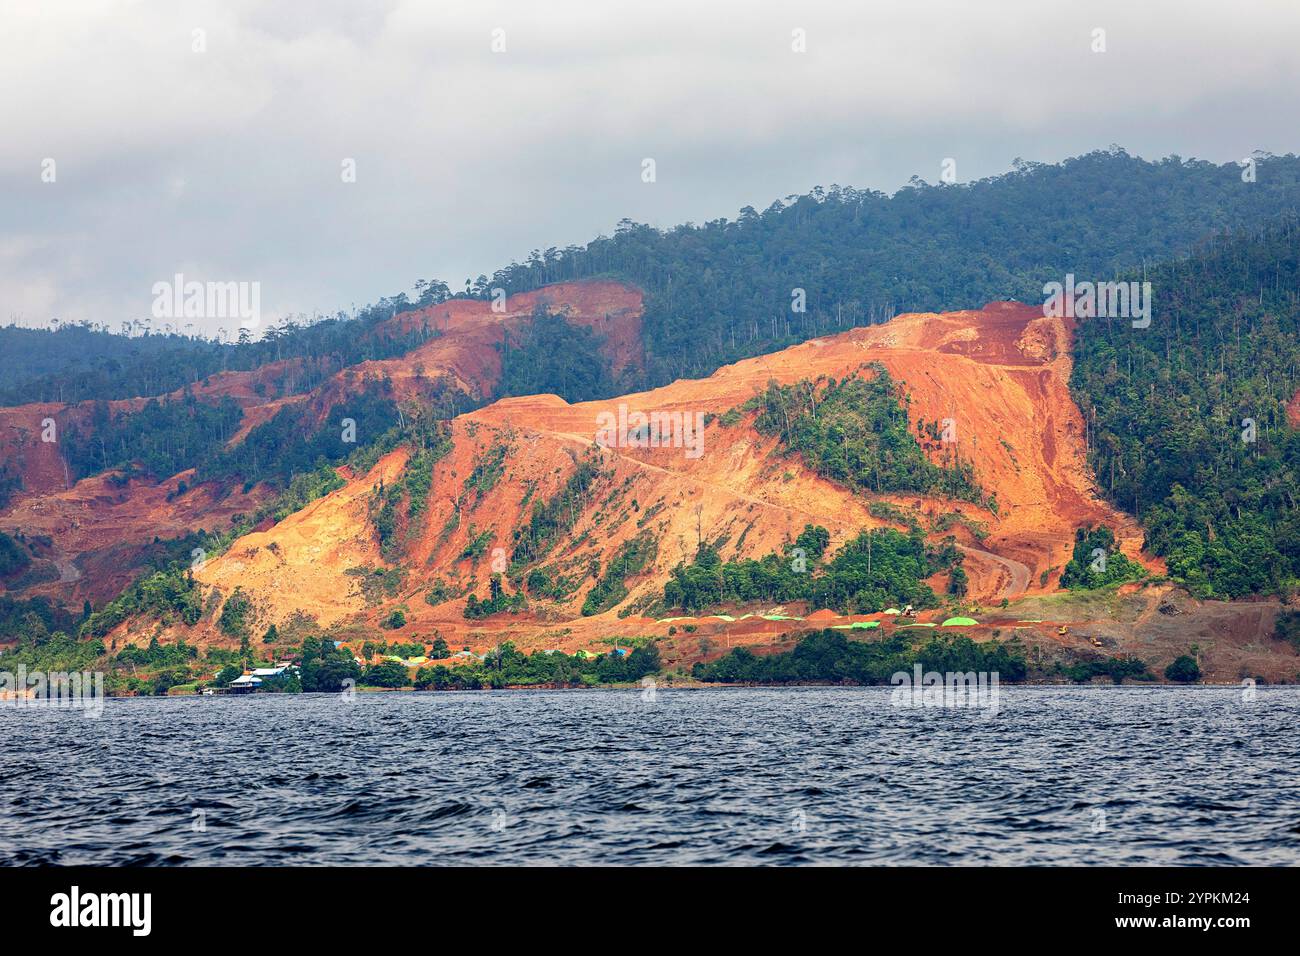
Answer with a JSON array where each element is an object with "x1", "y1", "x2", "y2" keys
[{"x1": 2, "y1": 686, "x2": 1298, "y2": 865}]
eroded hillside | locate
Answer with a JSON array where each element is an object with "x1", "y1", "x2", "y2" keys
[
  {"x1": 133, "y1": 301, "x2": 1164, "y2": 663},
  {"x1": 0, "y1": 281, "x2": 643, "y2": 606}
]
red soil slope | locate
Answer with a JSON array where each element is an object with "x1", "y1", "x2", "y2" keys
[
  {"x1": 1, "y1": 470, "x2": 265, "y2": 605},
  {"x1": 0, "y1": 281, "x2": 644, "y2": 606},
  {"x1": 0, "y1": 359, "x2": 309, "y2": 500},
  {"x1": 308, "y1": 280, "x2": 644, "y2": 414},
  {"x1": 137, "y1": 301, "x2": 1159, "y2": 661}
]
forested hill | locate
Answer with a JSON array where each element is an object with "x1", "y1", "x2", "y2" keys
[
  {"x1": 0, "y1": 325, "x2": 216, "y2": 398},
  {"x1": 0, "y1": 300, "x2": 438, "y2": 407},
  {"x1": 1072, "y1": 216, "x2": 1300, "y2": 598},
  {"x1": 8, "y1": 149, "x2": 1300, "y2": 405},
  {"x1": 485, "y1": 149, "x2": 1300, "y2": 386}
]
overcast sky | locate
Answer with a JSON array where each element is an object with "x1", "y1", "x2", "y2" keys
[{"x1": 2, "y1": 0, "x2": 1298, "y2": 337}]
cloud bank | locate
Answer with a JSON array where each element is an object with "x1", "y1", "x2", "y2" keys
[{"x1": 1, "y1": 0, "x2": 1297, "y2": 335}]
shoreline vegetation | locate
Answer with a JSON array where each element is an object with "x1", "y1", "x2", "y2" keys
[
  {"x1": 49, "y1": 679, "x2": 1270, "y2": 699},
  {"x1": 6, "y1": 622, "x2": 1268, "y2": 700}
]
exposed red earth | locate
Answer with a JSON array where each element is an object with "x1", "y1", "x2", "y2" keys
[
  {"x1": 0, "y1": 281, "x2": 643, "y2": 604},
  {"x1": 7, "y1": 287, "x2": 1294, "y2": 681},
  {"x1": 319, "y1": 280, "x2": 645, "y2": 411},
  {"x1": 1, "y1": 469, "x2": 265, "y2": 605},
  {"x1": 142, "y1": 299, "x2": 1291, "y2": 676}
]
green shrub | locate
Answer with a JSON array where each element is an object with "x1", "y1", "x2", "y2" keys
[
  {"x1": 218, "y1": 588, "x2": 254, "y2": 639},
  {"x1": 1164, "y1": 655, "x2": 1202, "y2": 683},
  {"x1": 362, "y1": 659, "x2": 411, "y2": 688}
]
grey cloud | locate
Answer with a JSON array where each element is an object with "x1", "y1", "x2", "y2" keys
[{"x1": 1, "y1": 0, "x2": 1297, "y2": 337}]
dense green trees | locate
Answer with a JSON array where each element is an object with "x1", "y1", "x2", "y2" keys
[
  {"x1": 948, "y1": 565, "x2": 969, "y2": 597},
  {"x1": 299, "y1": 636, "x2": 362, "y2": 692},
  {"x1": 0, "y1": 531, "x2": 31, "y2": 578},
  {"x1": 217, "y1": 588, "x2": 254, "y2": 639},
  {"x1": 81, "y1": 567, "x2": 202, "y2": 638},
  {"x1": 693, "y1": 630, "x2": 1027, "y2": 684},
  {"x1": 0, "y1": 595, "x2": 77, "y2": 642},
  {"x1": 664, "y1": 524, "x2": 961, "y2": 614},
  {"x1": 496, "y1": 307, "x2": 617, "y2": 400},
  {"x1": 0, "y1": 300, "x2": 441, "y2": 406},
  {"x1": 1274, "y1": 610, "x2": 1300, "y2": 649},
  {"x1": 794, "y1": 523, "x2": 830, "y2": 560},
  {"x1": 0, "y1": 324, "x2": 218, "y2": 401},
  {"x1": 1072, "y1": 217, "x2": 1300, "y2": 597},
  {"x1": 748, "y1": 366, "x2": 990, "y2": 506},
  {"x1": 115, "y1": 635, "x2": 198, "y2": 669},
  {"x1": 361, "y1": 659, "x2": 411, "y2": 688},
  {"x1": 413, "y1": 641, "x2": 659, "y2": 690},
  {"x1": 0, "y1": 627, "x2": 106, "y2": 672},
  {"x1": 594, "y1": 643, "x2": 661, "y2": 684},
  {"x1": 481, "y1": 150, "x2": 1300, "y2": 387},
  {"x1": 1060, "y1": 526, "x2": 1147, "y2": 590},
  {"x1": 1164, "y1": 655, "x2": 1202, "y2": 683},
  {"x1": 201, "y1": 381, "x2": 407, "y2": 491},
  {"x1": 62, "y1": 393, "x2": 244, "y2": 482},
  {"x1": 1065, "y1": 656, "x2": 1152, "y2": 684}
]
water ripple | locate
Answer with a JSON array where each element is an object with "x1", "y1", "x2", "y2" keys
[{"x1": 2, "y1": 686, "x2": 1298, "y2": 865}]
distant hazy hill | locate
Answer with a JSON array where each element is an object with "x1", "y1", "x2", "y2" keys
[{"x1": 0, "y1": 325, "x2": 216, "y2": 399}]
